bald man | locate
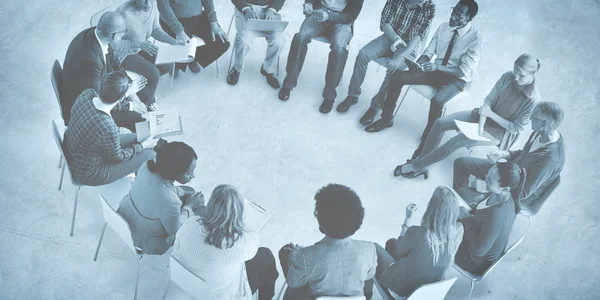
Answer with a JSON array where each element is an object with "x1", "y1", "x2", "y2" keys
[{"x1": 61, "y1": 12, "x2": 145, "y2": 132}]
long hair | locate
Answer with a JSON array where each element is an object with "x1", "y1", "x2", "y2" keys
[
  {"x1": 201, "y1": 185, "x2": 245, "y2": 249},
  {"x1": 421, "y1": 186, "x2": 462, "y2": 265}
]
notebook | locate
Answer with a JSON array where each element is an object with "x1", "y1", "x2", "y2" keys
[
  {"x1": 244, "y1": 19, "x2": 289, "y2": 32},
  {"x1": 135, "y1": 109, "x2": 183, "y2": 142},
  {"x1": 154, "y1": 36, "x2": 206, "y2": 65},
  {"x1": 455, "y1": 120, "x2": 491, "y2": 142},
  {"x1": 243, "y1": 199, "x2": 272, "y2": 232}
]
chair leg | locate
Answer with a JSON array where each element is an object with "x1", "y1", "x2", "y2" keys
[
  {"x1": 442, "y1": 107, "x2": 447, "y2": 117},
  {"x1": 519, "y1": 216, "x2": 533, "y2": 260},
  {"x1": 277, "y1": 55, "x2": 280, "y2": 76},
  {"x1": 93, "y1": 223, "x2": 108, "y2": 261},
  {"x1": 134, "y1": 255, "x2": 143, "y2": 300},
  {"x1": 393, "y1": 86, "x2": 412, "y2": 117},
  {"x1": 170, "y1": 63, "x2": 175, "y2": 90},
  {"x1": 215, "y1": 59, "x2": 219, "y2": 78},
  {"x1": 69, "y1": 186, "x2": 81, "y2": 236},
  {"x1": 58, "y1": 163, "x2": 66, "y2": 190},
  {"x1": 161, "y1": 281, "x2": 171, "y2": 300},
  {"x1": 275, "y1": 281, "x2": 287, "y2": 300},
  {"x1": 467, "y1": 281, "x2": 475, "y2": 300},
  {"x1": 58, "y1": 155, "x2": 63, "y2": 168}
]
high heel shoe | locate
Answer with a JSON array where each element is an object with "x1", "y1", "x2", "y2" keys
[
  {"x1": 394, "y1": 162, "x2": 414, "y2": 177},
  {"x1": 403, "y1": 169, "x2": 429, "y2": 180}
]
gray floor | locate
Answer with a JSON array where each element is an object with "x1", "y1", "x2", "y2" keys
[{"x1": 1, "y1": 0, "x2": 599, "y2": 299}]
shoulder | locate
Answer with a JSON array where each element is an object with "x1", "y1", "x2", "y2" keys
[
  {"x1": 424, "y1": 1, "x2": 436, "y2": 11},
  {"x1": 351, "y1": 239, "x2": 377, "y2": 254},
  {"x1": 407, "y1": 225, "x2": 426, "y2": 236},
  {"x1": 497, "y1": 71, "x2": 514, "y2": 84},
  {"x1": 437, "y1": 22, "x2": 449, "y2": 32}
]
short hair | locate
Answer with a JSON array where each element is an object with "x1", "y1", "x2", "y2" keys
[
  {"x1": 458, "y1": 0, "x2": 479, "y2": 19},
  {"x1": 147, "y1": 141, "x2": 197, "y2": 180},
  {"x1": 495, "y1": 162, "x2": 526, "y2": 202},
  {"x1": 99, "y1": 71, "x2": 129, "y2": 104},
  {"x1": 535, "y1": 101, "x2": 564, "y2": 131},
  {"x1": 515, "y1": 53, "x2": 541, "y2": 74},
  {"x1": 97, "y1": 11, "x2": 125, "y2": 36},
  {"x1": 314, "y1": 184, "x2": 364, "y2": 239}
]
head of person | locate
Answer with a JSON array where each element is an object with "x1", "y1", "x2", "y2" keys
[
  {"x1": 314, "y1": 184, "x2": 364, "y2": 239},
  {"x1": 530, "y1": 101, "x2": 564, "y2": 135},
  {"x1": 202, "y1": 184, "x2": 245, "y2": 249},
  {"x1": 133, "y1": 0, "x2": 153, "y2": 11},
  {"x1": 485, "y1": 162, "x2": 526, "y2": 202},
  {"x1": 450, "y1": 0, "x2": 478, "y2": 28},
  {"x1": 514, "y1": 54, "x2": 540, "y2": 86},
  {"x1": 96, "y1": 11, "x2": 127, "y2": 42},
  {"x1": 421, "y1": 186, "x2": 462, "y2": 264},
  {"x1": 99, "y1": 71, "x2": 129, "y2": 106},
  {"x1": 147, "y1": 141, "x2": 197, "y2": 184}
]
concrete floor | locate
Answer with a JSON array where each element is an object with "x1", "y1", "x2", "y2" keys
[{"x1": 0, "y1": 0, "x2": 599, "y2": 299}]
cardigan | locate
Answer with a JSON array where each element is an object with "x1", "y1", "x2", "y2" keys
[{"x1": 158, "y1": 0, "x2": 218, "y2": 35}]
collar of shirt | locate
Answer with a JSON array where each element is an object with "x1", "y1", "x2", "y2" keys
[
  {"x1": 453, "y1": 22, "x2": 472, "y2": 37},
  {"x1": 94, "y1": 28, "x2": 109, "y2": 58}
]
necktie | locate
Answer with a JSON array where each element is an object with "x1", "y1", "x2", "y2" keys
[{"x1": 441, "y1": 30, "x2": 458, "y2": 66}]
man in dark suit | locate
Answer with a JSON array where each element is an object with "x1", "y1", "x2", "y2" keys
[{"x1": 61, "y1": 12, "x2": 146, "y2": 132}]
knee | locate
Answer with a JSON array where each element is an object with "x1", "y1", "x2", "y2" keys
[
  {"x1": 385, "y1": 238, "x2": 396, "y2": 252},
  {"x1": 454, "y1": 157, "x2": 470, "y2": 171},
  {"x1": 236, "y1": 31, "x2": 254, "y2": 44},
  {"x1": 356, "y1": 48, "x2": 370, "y2": 63},
  {"x1": 293, "y1": 32, "x2": 310, "y2": 44},
  {"x1": 148, "y1": 66, "x2": 160, "y2": 82},
  {"x1": 271, "y1": 34, "x2": 285, "y2": 49},
  {"x1": 431, "y1": 94, "x2": 447, "y2": 107}
]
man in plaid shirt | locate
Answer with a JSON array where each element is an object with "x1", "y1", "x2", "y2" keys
[
  {"x1": 64, "y1": 72, "x2": 157, "y2": 186},
  {"x1": 337, "y1": 0, "x2": 435, "y2": 114}
]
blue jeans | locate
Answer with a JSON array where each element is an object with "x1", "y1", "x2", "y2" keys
[{"x1": 282, "y1": 17, "x2": 353, "y2": 100}]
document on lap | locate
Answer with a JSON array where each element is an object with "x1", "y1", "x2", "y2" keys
[
  {"x1": 154, "y1": 36, "x2": 206, "y2": 65},
  {"x1": 135, "y1": 109, "x2": 183, "y2": 142},
  {"x1": 454, "y1": 120, "x2": 491, "y2": 141},
  {"x1": 243, "y1": 199, "x2": 272, "y2": 232}
]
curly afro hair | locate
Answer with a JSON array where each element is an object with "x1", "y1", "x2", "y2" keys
[{"x1": 313, "y1": 184, "x2": 365, "y2": 239}]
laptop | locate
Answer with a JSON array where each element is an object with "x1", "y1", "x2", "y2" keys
[{"x1": 244, "y1": 19, "x2": 289, "y2": 32}]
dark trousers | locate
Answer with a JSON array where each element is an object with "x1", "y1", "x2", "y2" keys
[
  {"x1": 246, "y1": 247, "x2": 279, "y2": 300},
  {"x1": 282, "y1": 17, "x2": 353, "y2": 100},
  {"x1": 383, "y1": 70, "x2": 466, "y2": 142},
  {"x1": 122, "y1": 52, "x2": 160, "y2": 105},
  {"x1": 453, "y1": 157, "x2": 494, "y2": 205},
  {"x1": 111, "y1": 110, "x2": 145, "y2": 133},
  {"x1": 278, "y1": 245, "x2": 373, "y2": 300},
  {"x1": 161, "y1": 13, "x2": 230, "y2": 69}
]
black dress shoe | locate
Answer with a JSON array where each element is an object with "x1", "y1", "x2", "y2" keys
[
  {"x1": 364, "y1": 118, "x2": 394, "y2": 132},
  {"x1": 336, "y1": 96, "x2": 358, "y2": 112},
  {"x1": 279, "y1": 88, "x2": 291, "y2": 101},
  {"x1": 260, "y1": 66, "x2": 280, "y2": 89},
  {"x1": 359, "y1": 107, "x2": 378, "y2": 125},
  {"x1": 226, "y1": 68, "x2": 240, "y2": 85},
  {"x1": 188, "y1": 61, "x2": 202, "y2": 73},
  {"x1": 319, "y1": 99, "x2": 335, "y2": 114}
]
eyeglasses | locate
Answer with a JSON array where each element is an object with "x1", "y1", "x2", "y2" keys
[
  {"x1": 111, "y1": 28, "x2": 128, "y2": 35},
  {"x1": 450, "y1": 6, "x2": 468, "y2": 18}
]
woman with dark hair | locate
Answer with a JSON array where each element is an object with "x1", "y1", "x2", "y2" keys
[
  {"x1": 371, "y1": 186, "x2": 464, "y2": 297},
  {"x1": 172, "y1": 185, "x2": 279, "y2": 300},
  {"x1": 117, "y1": 141, "x2": 204, "y2": 255},
  {"x1": 455, "y1": 162, "x2": 526, "y2": 274},
  {"x1": 279, "y1": 184, "x2": 377, "y2": 300}
]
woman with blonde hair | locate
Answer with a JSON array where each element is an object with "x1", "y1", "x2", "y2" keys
[
  {"x1": 172, "y1": 184, "x2": 279, "y2": 300},
  {"x1": 370, "y1": 186, "x2": 464, "y2": 297},
  {"x1": 395, "y1": 53, "x2": 541, "y2": 179}
]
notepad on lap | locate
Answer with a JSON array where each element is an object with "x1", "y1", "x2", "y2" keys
[
  {"x1": 455, "y1": 120, "x2": 491, "y2": 141},
  {"x1": 243, "y1": 199, "x2": 272, "y2": 232},
  {"x1": 154, "y1": 36, "x2": 206, "y2": 65},
  {"x1": 244, "y1": 19, "x2": 289, "y2": 32},
  {"x1": 135, "y1": 109, "x2": 183, "y2": 142}
]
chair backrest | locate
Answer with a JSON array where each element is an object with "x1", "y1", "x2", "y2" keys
[
  {"x1": 316, "y1": 296, "x2": 366, "y2": 300},
  {"x1": 52, "y1": 120, "x2": 77, "y2": 183},
  {"x1": 519, "y1": 175, "x2": 560, "y2": 216},
  {"x1": 406, "y1": 277, "x2": 457, "y2": 300},
  {"x1": 90, "y1": 6, "x2": 114, "y2": 27},
  {"x1": 168, "y1": 256, "x2": 213, "y2": 300},
  {"x1": 98, "y1": 194, "x2": 140, "y2": 255},
  {"x1": 51, "y1": 60, "x2": 64, "y2": 120},
  {"x1": 480, "y1": 234, "x2": 525, "y2": 279}
]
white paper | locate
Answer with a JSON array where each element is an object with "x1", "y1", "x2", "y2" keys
[
  {"x1": 147, "y1": 109, "x2": 183, "y2": 138},
  {"x1": 455, "y1": 120, "x2": 491, "y2": 141},
  {"x1": 243, "y1": 199, "x2": 272, "y2": 232},
  {"x1": 154, "y1": 36, "x2": 206, "y2": 65}
]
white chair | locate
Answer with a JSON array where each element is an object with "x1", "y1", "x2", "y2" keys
[
  {"x1": 93, "y1": 194, "x2": 143, "y2": 299},
  {"x1": 162, "y1": 256, "x2": 259, "y2": 300},
  {"x1": 453, "y1": 235, "x2": 525, "y2": 300},
  {"x1": 394, "y1": 82, "x2": 472, "y2": 118},
  {"x1": 374, "y1": 277, "x2": 457, "y2": 300},
  {"x1": 225, "y1": 11, "x2": 281, "y2": 76},
  {"x1": 276, "y1": 281, "x2": 366, "y2": 300}
]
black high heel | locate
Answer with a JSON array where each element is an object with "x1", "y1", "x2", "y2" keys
[
  {"x1": 403, "y1": 169, "x2": 429, "y2": 180},
  {"x1": 393, "y1": 161, "x2": 413, "y2": 177}
]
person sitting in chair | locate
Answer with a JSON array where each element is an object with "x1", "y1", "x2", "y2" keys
[
  {"x1": 394, "y1": 54, "x2": 540, "y2": 180},
  {"x1": 454, "y1": 101, "x2": 565, "y2": 215},
  {"x1": 64, "y1": 71, "x2": 157, "y2": 186},
  {"x1": 454, "y1": 162, "x2": 525, "y2": 274},
  {"x1": 370, "y1": 186, "x2": 463, "y2": 297},
  {"x1": 227, "y1": 0, "x2": 287, "y2": 88},
  {"x1": 278, "y1": 0, "x2": 364, "y2": 114},
  {"x1": 118, "y1": 141, "x2": 205, "y2": 255},
  {"x1": 279, "y1": 183, "x2": 377, "y2": 300},
  {"x1": 364, "y1": 0, "x2": 482, "y2": 133}
]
